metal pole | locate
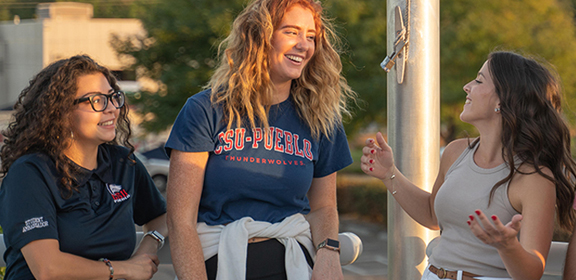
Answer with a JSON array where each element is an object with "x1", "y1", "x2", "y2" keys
[{"x1": 386, "y1": 0, "x2": 440, "y2": 279}]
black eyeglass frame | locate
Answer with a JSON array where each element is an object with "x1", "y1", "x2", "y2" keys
[{"x1": 73, "y1": 90, "x2": 126, "y2": 112}]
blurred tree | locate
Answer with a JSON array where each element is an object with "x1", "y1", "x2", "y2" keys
[
  {"x1": 114, "y1": 0, "x2": 387, "y2": 134},
  {"x1": 0, "y1": 0, "x2": 36, "y2": 20},
  {"x1": 118, "y1": 0, "x2": 576, "y2": 142},
  {"x1": 56, "y1": 0, "x2": 141, "y2": 18},
  {"x1": 0, "y1": 0, "x2": 142, "y2": 20},
  {"x1": 3, "y1": 0, "x2": 569, "y2": 139},
  {"x1": 0, "y1": 0, "x2": 12, "y2": 21},
  {"x1": 113, "y1": 0, "x2": 245, "y2": 133},
  {"x1": 440, "y1": 0, "x2": 576, "y2": 143},
  {"x1": 323, "y1": 0, "x2": 387, "y2": 134}
]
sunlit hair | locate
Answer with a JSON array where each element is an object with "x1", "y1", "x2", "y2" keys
[
  {"x1": 473, "y1": 51, "x2": 576, "y2": 231},
  {"x1": 208, "y1": 0, "x2": 356, "y2": 139},
  {"x1": 0, "y1": 55, "x2": 134, "y2": 197}
]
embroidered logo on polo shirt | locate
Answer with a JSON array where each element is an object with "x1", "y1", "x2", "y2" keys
[
  {"x1": 106, "y1": 183, "x2": 131, "y2": 203},
  {"x1": 22, "y1": 217, "x2": 48, "y2": 233}
]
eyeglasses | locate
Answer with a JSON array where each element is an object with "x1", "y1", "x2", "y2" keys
[{"x1": 73, "y1": 90, "x2": 125, "y2": 112}]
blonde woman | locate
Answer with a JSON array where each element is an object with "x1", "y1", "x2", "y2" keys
[{"x1": 165, "y1": 0, "x2": 356, "y2": 279}]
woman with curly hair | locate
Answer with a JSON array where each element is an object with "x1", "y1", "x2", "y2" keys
[
  {"x1": 165, "y1": 0, "x2": 356, "y2": 279},
  {"x1": 362, "y1": 51, "x2": 576, "y2": 280},
  {"x1": 0, "y1": 55, "x2": 168, "y2": 280}
]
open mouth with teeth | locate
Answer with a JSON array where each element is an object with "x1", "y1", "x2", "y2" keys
[
  {"x1": 286, "y1": 55, "x2": 303, "y2": 63},
  {"x1": 98, "y1": 120, "x2": 114, "y2": 126}
]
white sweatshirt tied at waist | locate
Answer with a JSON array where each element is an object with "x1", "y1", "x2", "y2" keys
[{"x1": 197, "y1": 213, "x2": 316, "y2": 280}]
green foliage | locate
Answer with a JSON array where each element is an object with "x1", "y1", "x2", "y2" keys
[
  {"x1": 440, "y1": 0, "x2": 576, "y2": 142},
  {"x1": 112, "y1": 0, "x2": 388, "y2": 134},
  {"x1": 337, "y1": 178, "x2": 388, "y2": 225},
  {"x1": 0, "y1": 0, "x2": 37, "y2": 20},
  {"x1": 0, "y1": 0, "x2": 11, "y2": 21},
  {"x1": 5, "y1": 0, "x2": 576, "y2": 140},
  {"x1": 56, "y1": 0, "x2": 139, "y2": 18},
  {"x1": 113, "y1": 0, "x2": 246, "y2": 133},
  {"x1": 0, "y1": 0, "x2": 139, "y2": 20},
  {"x1": 322, "y1": 0, "x2": 388, "y2": 134}
]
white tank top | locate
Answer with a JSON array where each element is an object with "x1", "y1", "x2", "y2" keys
[{"x1": 429, "y1": 143, "x2": 519, "y2": 277}]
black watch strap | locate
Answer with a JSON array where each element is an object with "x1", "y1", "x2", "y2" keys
[{"x1": 316, "y1": 238, "x2": 340, "y2": 253}]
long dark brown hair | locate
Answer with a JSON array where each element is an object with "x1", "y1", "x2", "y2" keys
[
  {"x1": 475, "y1": 51, "x2": 576, "y2": 231},
  {"x1": 0, "y1": 55, "x2": 134, "y2": 197}
]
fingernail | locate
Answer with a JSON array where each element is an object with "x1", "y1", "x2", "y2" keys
[
  {"x1": 369, "y1": 167, "x2": 373, "y2": 172},
  {"x1": 467, "y1": 221, "x2": 471, "y2": 225},
  {"x1": 369, "y1": 139, "x2": 374, "y2": 143},
  {"x1": 369, "y1": 159, "x2": 374, "y2": 164},
  {"x1": 475, "y1": 210, "x2": 481, "y2": 215},
  {"x1": 491, "y1": 215, "x2": 497, "y2": 221},
  {"x1": 371, "y1": 150, "x2": 375, "y2": 154},
  {"x1": 469, "y1": 215, "x2": 474, "y2": 221}
]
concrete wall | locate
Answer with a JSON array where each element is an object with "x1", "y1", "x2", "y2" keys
[
  {"x1": 0, "y1": 2, "x2": 144, "y2": 109},
  {"x1": 0, "y1": 20, "x2": 43, "y2": 109},
  {"x1": 42, "y1": 17, "x2": 144, "y2": 70}
]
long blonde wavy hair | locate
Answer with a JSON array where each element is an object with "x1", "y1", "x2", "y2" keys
[{"x1": 208, "y1": 0, "x2": 356, "y2": 139}]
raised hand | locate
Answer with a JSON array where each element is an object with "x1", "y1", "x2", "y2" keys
[
  {"x1": 467, "y1": 209, "x2": 522, "y2": 249},
  {"x1": 361, "y1": 132, "x2": 395, "y2": 181}
]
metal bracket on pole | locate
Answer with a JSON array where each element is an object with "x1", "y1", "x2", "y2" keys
[{"x1": 380, "y1": 6, "x2": 409, "y2": 84}]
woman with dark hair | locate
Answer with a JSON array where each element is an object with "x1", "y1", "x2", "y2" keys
[
  {"x1": 165, "y1": 0, "x2": 356, "y2": 279},
  {"x1": 362, "y1": 51, "x2": 576, "y2": 280},
  {"x1": 0, "y1": 55, "x2": 168, "y2": 280}
]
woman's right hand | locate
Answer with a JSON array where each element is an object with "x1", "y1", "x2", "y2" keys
[
  {"x1": 116, "y1": 253, "x2": 159, "y2": 280},
  {"x1": 361, "y1": 132, "x2": 395, "y2": 181}
]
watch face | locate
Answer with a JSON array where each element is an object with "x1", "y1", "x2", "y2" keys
[
  {"x1": 326, "y1": 239, "x2": 339, "y2": 248},
  {"x1": 153, "y1": 231, "x2": 165, "y2": 242}
]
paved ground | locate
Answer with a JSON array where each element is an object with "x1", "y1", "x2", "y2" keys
[
  {"x1": 340, "y1": 216, "x2": 388, "y2": 280},
  {"x1": 150, "y1": 215, "x2": 389, "y2": 280}
]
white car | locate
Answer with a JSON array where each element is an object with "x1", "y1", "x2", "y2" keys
[{"x1": 135, "y1": 152, "x2": 170, "y2": 193}]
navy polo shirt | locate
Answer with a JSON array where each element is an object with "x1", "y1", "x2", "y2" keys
[{"x1": 0, "y1": 144, "x2": 167, "y2": 280}]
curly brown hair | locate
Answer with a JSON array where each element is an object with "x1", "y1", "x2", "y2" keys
[
  {"x1": 475, "y1": 51, "x2": 576, "y2": 231},
  {"x1": 0, "y1": 55, "x2": 134, "y2": 197}
]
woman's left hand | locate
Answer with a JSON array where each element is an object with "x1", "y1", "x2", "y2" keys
[
  {"x1": 467, "y1": 210, "x2": 522, "y2": 249},
  {"x1": 311, "y1": 248, "x2": 343, "y2": 280}
]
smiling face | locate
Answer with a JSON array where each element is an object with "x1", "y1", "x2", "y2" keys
[
  {"x1": 460, "y1": 60, "x2": 501, "y2": 124},
  {"x1": 70, "y1": 72, "x2": 119, "y2": 148},
  {"x1": 268, "y1": 4, "x2": 316, "y2": 89}
]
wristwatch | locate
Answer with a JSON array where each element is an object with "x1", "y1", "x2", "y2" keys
[
  {"x1": 316, "y1": 238, "x2": 340, "y2": 253},
  {"x1": 144, "y1": 230, "x2": 165, "y2": 249}
]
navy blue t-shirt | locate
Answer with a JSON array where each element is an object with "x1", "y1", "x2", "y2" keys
[
  {"x1": 165, "y1": 89, "x2": 353, "y2": 225},
  {"x1": 0, "y1": 144, "x2": 167, "y2": 280}
]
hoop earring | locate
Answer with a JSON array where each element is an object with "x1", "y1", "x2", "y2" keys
[{"x1": 71, "y1": 131, "x2": 74, "y2": 139}]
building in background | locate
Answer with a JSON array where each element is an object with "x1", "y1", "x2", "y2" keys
[{"x1": 0, "y1": 2, "x2": 144, "y2": 110}]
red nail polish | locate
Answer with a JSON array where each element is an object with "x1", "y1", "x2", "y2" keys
[
  {"x1": 467, "y1": 221, "x2": 471, "y2": 225},
  {"x1": 475, "y1": 210, "x2": 481, "y2": 215},
  {"x1": 469, "y1": 215, "x2": 474, "y2": 221},
  {"x1": 491, "y1": 215, "x2": 497, "y2": 221},
  {"x1": 371, "y1": 150, "x2": 375, "y2": 154},
  {"x1": 369, "y1": 167, "x2": 373, "y2": 171},
  {"x1": 370, "y1": 159, "x2": 374, "y2": 164}
]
